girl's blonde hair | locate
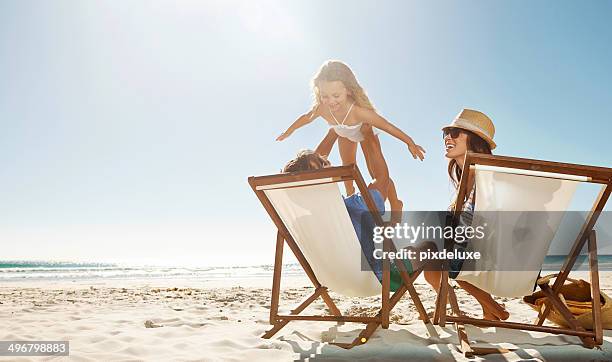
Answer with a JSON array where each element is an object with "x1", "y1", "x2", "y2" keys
[{"x1": 310, "y1": 60, "x2": 375, "y2": 113}]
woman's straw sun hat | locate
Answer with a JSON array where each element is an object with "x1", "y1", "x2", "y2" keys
[{"x1": 442, "y1": 108, "x2": 496, "y2": 149}]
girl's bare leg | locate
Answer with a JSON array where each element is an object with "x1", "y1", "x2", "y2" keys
[
  {"x1": 361, "y1": 125, "x2": 403, "y2": 222},
  {"x1": 338, "y1": 136, "x2": 358, "y2": 195},
  {"x1": 315, "y1": 129, "x2": 338, "y2": 158},
  {"x1": 386, "y1": 179, "x2": 402, "y2": 223},
  {"x1": 360, "y1": 129, "x2": 377, "y2": 179}
]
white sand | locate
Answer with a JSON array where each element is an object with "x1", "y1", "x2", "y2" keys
[{"x1": 2, "y1": 272, "x2": 612, "y2": 361}]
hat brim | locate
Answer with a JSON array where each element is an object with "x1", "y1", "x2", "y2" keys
[{"x1": 442, "y1": 124, "x2": 496, "y2": 150}]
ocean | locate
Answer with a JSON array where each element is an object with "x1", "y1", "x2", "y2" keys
[
  {"x1": 1, "y1": 256, "x2": 611, "y2": 282},
  {"x1": 0, "y1": 261, "x2": 306, "y2": 282}
]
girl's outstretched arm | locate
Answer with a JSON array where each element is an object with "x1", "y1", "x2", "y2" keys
[
  {"x1": 357, "y1": 107, "x2": 426, "y2": 161},
  {"x1": 314, "y1": 129, "x2": 338, "y2": 158},
  {"x1": 276, "y1": 106, "x2": 320, "y2": 141}
]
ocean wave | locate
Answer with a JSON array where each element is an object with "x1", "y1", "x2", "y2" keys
[
  {"x1": 0, "y1": 261, "x2": 305, "y2": 281},
  {"x1": 1, "y1": 257, "x2": 608, "y2": 281}
]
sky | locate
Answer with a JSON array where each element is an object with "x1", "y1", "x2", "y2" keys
[{"x1": 1, "y1": 0, "x2": 611, "y2": 266}]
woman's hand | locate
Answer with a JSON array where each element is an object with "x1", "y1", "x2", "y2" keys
[
  {"x1": 408, "y1": 142, "x2": 426, "y2": 161},
  {"x1": 276, "y1": 130, "x2": 292, "y2": 141}
]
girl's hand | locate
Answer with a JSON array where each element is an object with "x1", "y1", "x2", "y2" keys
[
  {"x1": 408, "y1": 143, "x2": 426, "y2": 161},
  {"x1": 276, "y1": 130, "x2": 292, "y2": 141}
]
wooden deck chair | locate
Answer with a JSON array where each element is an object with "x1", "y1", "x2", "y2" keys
[
  {"x1": 248, "y1": 165, "x2": 430, "y2": 349},
  {"x1": 433, "y1": 152, "x2": 612, "y2": 357}
]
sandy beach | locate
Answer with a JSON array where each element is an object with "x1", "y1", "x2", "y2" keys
[{"x1": 0, "y1": 272, "x2": 611, "y2": 361}]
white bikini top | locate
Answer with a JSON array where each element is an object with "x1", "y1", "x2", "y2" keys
[{"x1": 329, "y1": 103, "x2": 365, "y2": 142}]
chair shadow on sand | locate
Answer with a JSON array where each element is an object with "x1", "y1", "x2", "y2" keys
[
  {"x1": 280, "y1": 322, "x2": 612, "y2": 361},
  {"x1": 280, "y1": 323, "x2": 452, "y2": 361}
]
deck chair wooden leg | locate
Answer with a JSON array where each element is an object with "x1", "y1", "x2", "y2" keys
[
  {"x1": 448, "y1": 286, "x2": 513, "y2": 356},
  {"x1": 407, "y1": 281, "x2": 430, "y2": 324},
  {"x1": 433, "y1": 292, "x2": 441, "y2": 324},
  {"x1": 262, "y1": 320, "x2": 291, "y2": 339},
  {"x1": 588, "y1": 230, "x2": 603, "y2": 345},
  {"x1": 439, "y1": 271, "x2": 449, "y2": 327},
  {"x1": 447, "y1": 285, "x2": 461, "y2": 317},
  {"x1": 433, "y1": 272, "x2": 444, "y2": 325},
  {"x1": 381, "y1": 241, "x2": 391, "y2": 329},
  {"x1": 537, "y1": 182, "x2": 612, "y2": 326},
  {"x1": 536, "y1": 301, "x2": 550, "y2": 326},
  {"x1": 320, "y1": 288, "x2": 342, "y2": 317},
  {"x1": 433, "y1": 270, "x2": 450, "y2": 325},
  {"x1": 393, "y1": 261, "x2": 429, "y2": 324},
  {"x1": 262, "y1": 287, "x2": 324, "y2": 339},
  {"x1": 269, "y1": 232, "x2": 284, "y2": 324},
  {"x1": 447, "y1": 286, "x2": 474, "y2": 357},
  {"x1": 331, "y1": 284, "x2": 409, "y2": 349},
  {"x1": 448, "y1": 281, "x2": 511, "y2": 357},
  {"x1": 540, "y1": 283, "x2": 596, "y2": 348},
  {"x1": 348, "y1": 285, "x2": 409, "y2": 347},
  {"x1": 354, "y1": 322, "x2": 379, "y2": 345},
  {"x1": 332, "y1": 322, "x2": 380, "y2": 349}
]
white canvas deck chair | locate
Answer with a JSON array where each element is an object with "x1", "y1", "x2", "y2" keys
[
  {"x1": 433, "y1": 152, "x2": 612, "y2": 356},
  {"x1": 248, "y1": 165, "x2": 430, "y2": 349}
]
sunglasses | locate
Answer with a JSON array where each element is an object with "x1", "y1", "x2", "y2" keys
[{"x1": 442, "y1": 128, "x2": 463, "y2": 139}]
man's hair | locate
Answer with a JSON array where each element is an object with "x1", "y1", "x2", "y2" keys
[{"x1": 283, "y1": 150, "x2": 330, "y2": 173}]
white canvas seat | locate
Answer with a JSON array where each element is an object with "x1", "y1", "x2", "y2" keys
[
  {"x1": 250, "y1": 165, "x2": 429, "y2": 349},
  {"x1": 434, "y1": 152, "x2": 612, "y2": 357},
  {"x1": 263, "y1": 181, "x2": 381, "y2": 297},
  {"x1": 456, "y1": 165, "x2": 584, "y2": 297}
]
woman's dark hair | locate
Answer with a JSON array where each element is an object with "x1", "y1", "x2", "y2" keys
[{"x1": 447, "y1": 130, "x2": 492, "y2": 189}]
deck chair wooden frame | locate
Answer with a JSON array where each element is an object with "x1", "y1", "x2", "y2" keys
[
  {"x1": 433, "y1": 152, "x2": 612, "y2": 357},
  {"x1": 248, "y1": 164, "x2": 430, "y2": 349}
]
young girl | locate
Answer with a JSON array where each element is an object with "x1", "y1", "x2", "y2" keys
[{"x1": 276, "y1": 60, "x2": 425, "y2": 215}]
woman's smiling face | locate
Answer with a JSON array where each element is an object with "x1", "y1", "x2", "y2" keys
[{"x1": 444, "y1": 129, "x2": 469, "y2": 161}]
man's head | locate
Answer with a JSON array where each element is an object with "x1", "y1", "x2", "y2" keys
[{"x1": 283, "y1": 150, "x2": 330, "y2": 173}]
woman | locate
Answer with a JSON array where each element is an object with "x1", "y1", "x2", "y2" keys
[{"x1": 423, "y1": 108, "x2": 509, "y2": 321}]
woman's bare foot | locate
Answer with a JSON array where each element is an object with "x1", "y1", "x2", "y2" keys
[
  {"x1": 482, "y1": 302, "x2": 509, "y2": 321},
  {"x1": 483, "y1": 311, "x2": 500, "y2": 321}
]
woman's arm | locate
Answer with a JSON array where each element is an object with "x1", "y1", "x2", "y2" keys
[
  {"x1": 357, "y1": 107, "x2": 426, "y2": 160},
  {"x1": 276, "y1": 106, "x2": 320, "y2": 141}
]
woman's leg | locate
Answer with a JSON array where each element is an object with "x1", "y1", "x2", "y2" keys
[
  {"x1": 403, "y1": 241, "x2": 440, "y2": 273},
  {"x1": 337, "y1": 136, "x2": 358, "y2": 195},
  {"x1": 361, "y1": 125, "x2": 403, "y2": 221},
  {"x1": 419, "y1": 246, "x2": 509, "y2": 321},
  {"x1": 423, "y1": 273, "x2": 507, "y2": 320},
  {"x1": 456, "y1": 280, "x2": 509, "y2": 321},
  {"x1": 424, "y1": 270, "x2": 442, "y2": 289}
]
